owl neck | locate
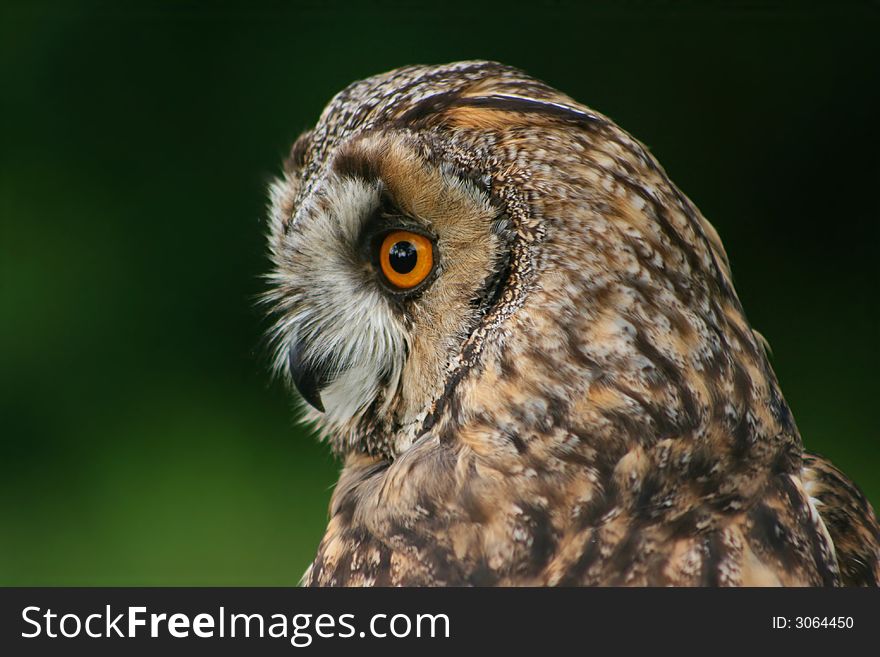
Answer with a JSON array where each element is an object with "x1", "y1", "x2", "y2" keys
[{"x1": 410, "y1": 263, "x2": 803, "y2": 497}]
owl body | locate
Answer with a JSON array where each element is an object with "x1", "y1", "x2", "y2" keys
[{"x1": 265, "y1": 61, "x2": 880, "y2": 586}]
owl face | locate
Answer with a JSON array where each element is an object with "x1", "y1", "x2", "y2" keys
[
  {"x1": 265, "y1": 60, "x2": 737, "y2": 459},
  {"x1": 266, "y1": 129, "x2": 512, "y2": 454}
]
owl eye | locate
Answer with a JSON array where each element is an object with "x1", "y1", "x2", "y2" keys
[{"x1": 379, "y1": 230, "x2": 434, "y2": 290}]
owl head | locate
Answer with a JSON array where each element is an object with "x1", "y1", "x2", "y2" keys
[{"x1": 265, "y1": 61, "x2": 783, "y2": 464}]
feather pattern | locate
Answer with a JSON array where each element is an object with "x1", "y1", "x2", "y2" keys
[{"x1": 264, "y1": 61, "x2": 880, "y2": 586}]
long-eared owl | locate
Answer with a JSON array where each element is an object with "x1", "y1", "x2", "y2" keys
[{"x1": 264, "y1": 61, "x2": 880, "y2": 586}]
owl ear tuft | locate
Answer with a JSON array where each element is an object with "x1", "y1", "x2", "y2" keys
[
  {"x1": 331, "y1": 142, "x2": 383, "y2": 183},
  {"x1": 284, "y1": 130, "x2": 314, "y2": 174}
]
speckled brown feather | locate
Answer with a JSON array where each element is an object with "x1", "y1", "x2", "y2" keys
[
  {"x1": 265, "y1": 61, "x2": 880, "y2": 586},
  {"x1": 802, "y1": 453, "x2": 880, "y2": 585}
]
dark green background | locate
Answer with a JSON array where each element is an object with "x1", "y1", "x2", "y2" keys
[{"x1": 2, "y1": 1, "x2": 878, "y2": 585}]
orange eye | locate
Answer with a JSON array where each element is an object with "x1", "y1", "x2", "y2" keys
[{"x1": 379, "y1": 230, "x2": 434, "y2": 290}]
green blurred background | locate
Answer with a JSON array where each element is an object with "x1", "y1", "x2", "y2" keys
[{"x1": 1, "y1": 1, "x2": 877, "y2": 585}]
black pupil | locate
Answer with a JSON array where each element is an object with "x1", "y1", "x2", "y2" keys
[{"x1": 388, "y1": 240, "x2": 418, "y2": 274}]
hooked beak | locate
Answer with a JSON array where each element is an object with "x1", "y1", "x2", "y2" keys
[{"x1": 288, "y1": 337, "x2": 333, "y2": 413}]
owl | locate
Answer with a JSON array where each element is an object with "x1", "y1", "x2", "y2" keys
[{"x1": 264, "y1": 61, "x2": 880, "y2": 586}]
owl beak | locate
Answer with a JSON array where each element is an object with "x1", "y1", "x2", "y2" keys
[{"x1": 288, "y1": 338, "x2": 331, "y2": 413}]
